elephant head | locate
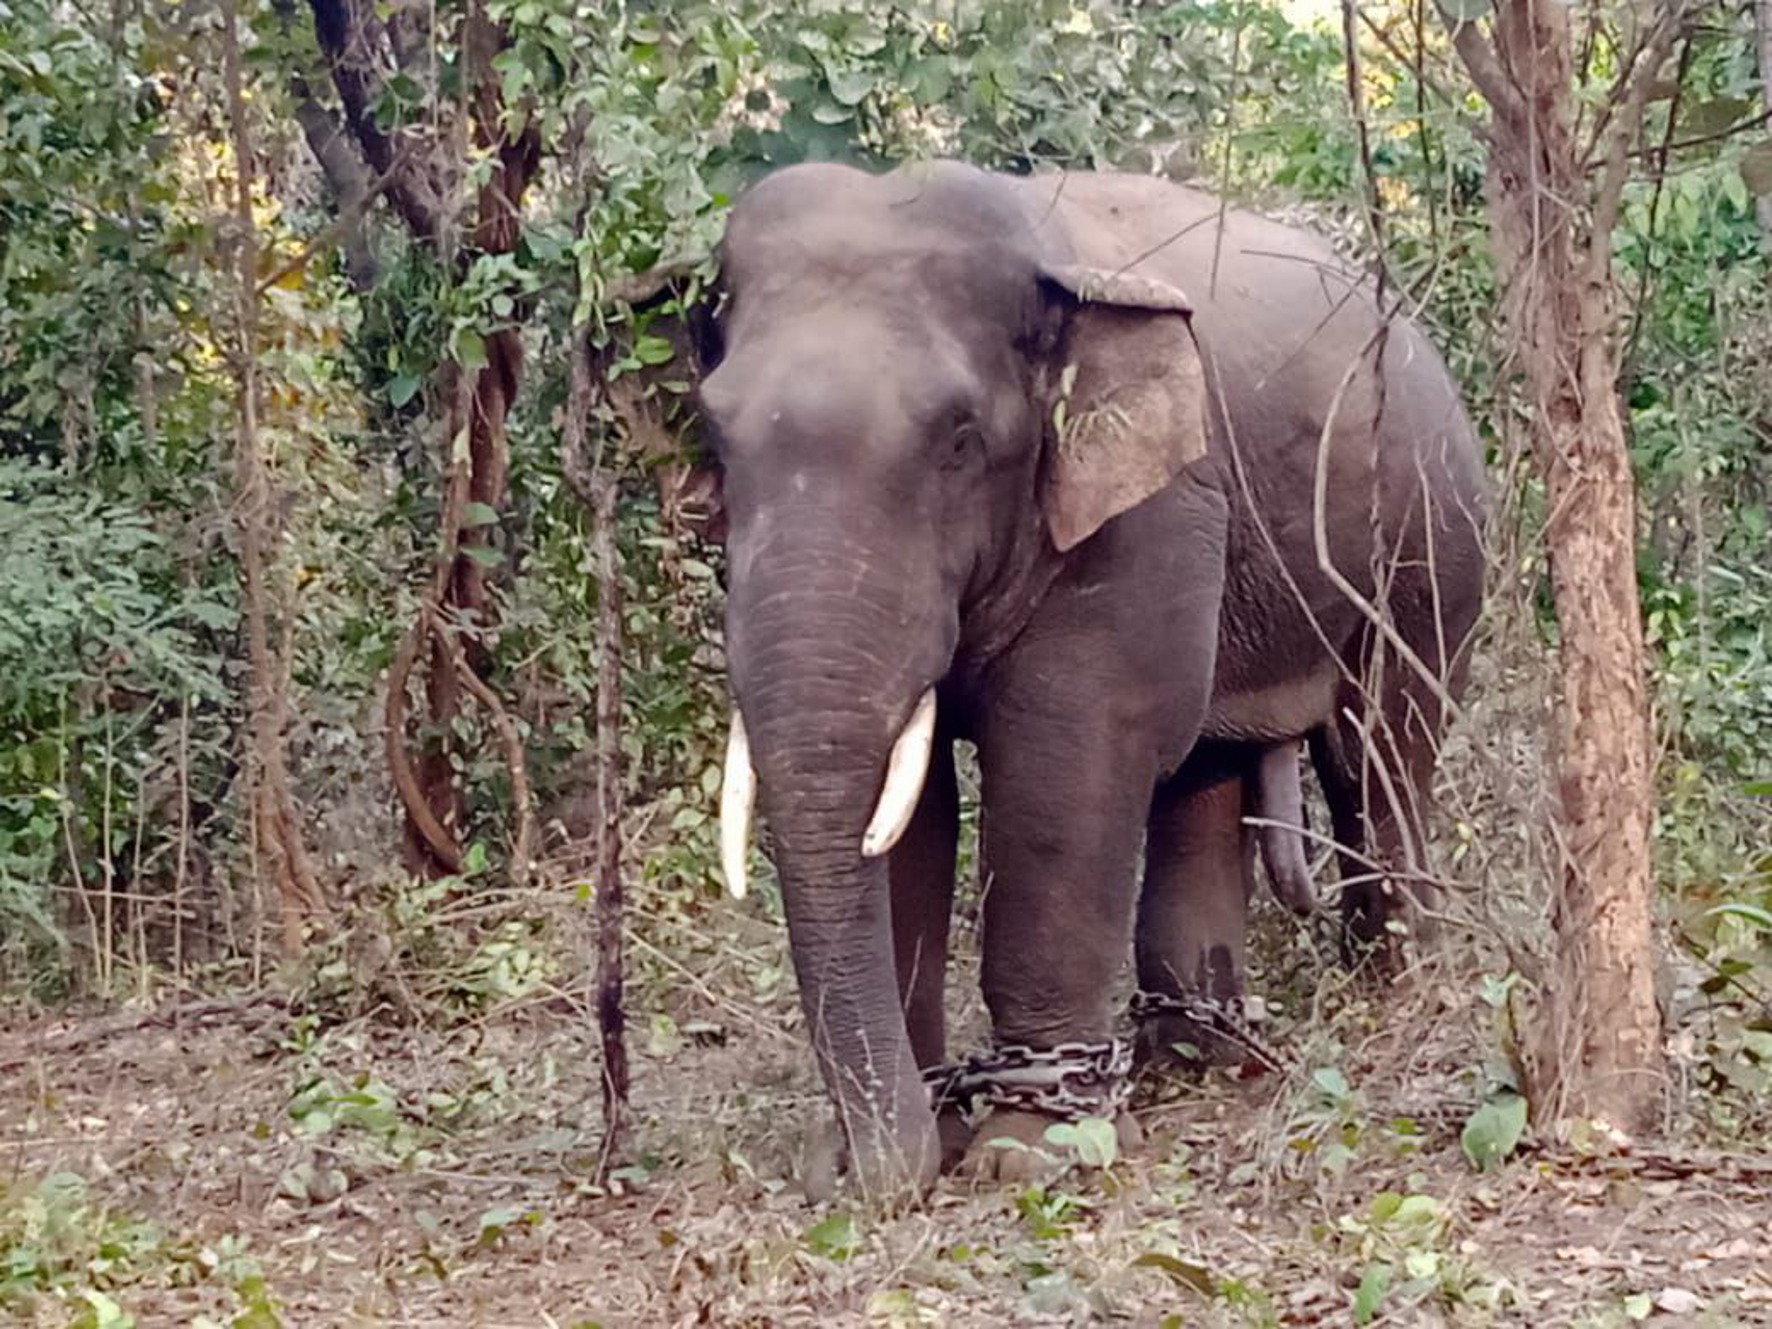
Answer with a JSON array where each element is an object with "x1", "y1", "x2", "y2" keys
[{"x1": 698, "y1": 161, "x2": 1210, "y2": 1196}]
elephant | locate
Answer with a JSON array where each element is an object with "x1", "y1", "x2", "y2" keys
[{"x1": 697, "y1": 159, "x2": 1488, "y2": 1198}]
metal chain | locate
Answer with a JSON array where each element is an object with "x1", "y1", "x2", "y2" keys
[
  {"x1": 1128, "y1": 988, "x2": 1289, "y2": 1074},
  {"x1": 924, "y1": 1038, "x2": 1133, "y2": 1122},
  {"x1": 924, "y1": 989, "x2": 1288, "y2": 1124}
]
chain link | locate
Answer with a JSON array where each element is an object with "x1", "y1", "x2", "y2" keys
[
  {"x1": 923, "y1": 990, "x2": 1287, "y2": 1123},
  {"x1": 924, "y1": 1038, "x2": 1133, "y2": 1122},
  {"x1": 1128, "y1": 988, "x2": 1288, "y2": 1074}
]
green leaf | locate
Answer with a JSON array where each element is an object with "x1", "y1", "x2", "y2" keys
[
  {"x1": 1708, "y1": 902, "x2": 1772, "y2": 932},
  {"x1": 632, "y1": 335, "x2": 676, "y2": 366},
  {"x1": 1461, "y1": 1093, "x2": 1528, "y2": 1171},
  {"x1": 462, "y1": 502, "x2": 501, "y2": 529},
  {"x1": 454, "y1": 329, "x2": 488, "y2": 371},
  {"x1": 803, "y1": 1212, "x2": 861, "y2": 1260},
  {"x1": 1132, "y1": 1251, "x2": 1215, "y2": 1294},
  {"x1": 478, "y1": 1205, "x2": 521, "y2": 1247},
  {"x1": 77, "y1": 1290, "x2": 135, "y2": 1329},
  {"x1": 910, "y1": 57, "x2": 953, "y2": 103},
  {"x1": 461, "y1": 544, "x2": 503, "y2": 568},
  {"x1": 1043, "y1": 1116, "x2": 1118, "y2": 1168},
  {"x1": 1353, "y1": 1263, "x2": 1392, "y2": 1324},
  {"x1": 232, "y1": 1273, "x2": 283, "y2": 1329},
  {"x1": 1743, "y1": 779, "x2": 1772, "y2": 797},
  {"x1": 825, "y1": 65, "x2": 873, "y2": 106},
  {"x1": 387, "y1": 374, "x2": 422, "y2": 408}
]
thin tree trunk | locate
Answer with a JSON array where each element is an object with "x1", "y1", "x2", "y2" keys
[
  {"x1": 562, "y1": 327, "x2": 630, "y2": 1167},
  {"x1": 1757, "y1": 0, "x2": 1772, "y2": 233},
  {"x1": 1470, "y1": 0, "x2": 1664, "y2": 1132},
  {"x1": 592, "y1": 462, "x2": 628, "y2": 1167},
  {"x1": 221, "y1": 0, "x2": 327, "y2": 952}
]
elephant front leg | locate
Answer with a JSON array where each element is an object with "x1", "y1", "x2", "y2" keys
[
  {"x1": 955, "y1": 486, "x2": 1225, "y2": 1177},
  {"x1": 959, "y1": 701, "x2": 1164, "y2": 1179},
  {"x1": 890, "y1": 734, "x2": 958, "y2": 1068},
  {"x1": 887, "y1": 734, "x2": 969, "y2": 1168}
]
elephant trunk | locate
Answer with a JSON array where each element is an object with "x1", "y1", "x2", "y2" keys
[{"x1": 723, "y1": 539, "x2": 951, "y2": 1199}]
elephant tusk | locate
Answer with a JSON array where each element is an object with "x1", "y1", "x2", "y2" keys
[
  {"x1": 720, "y1": 711, "x2": 757, "y2": 900},
  {"x1": 861, "y1": 689, "x2": 937, "y2": 859}
]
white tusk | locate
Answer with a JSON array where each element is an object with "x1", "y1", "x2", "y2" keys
[
  {"x1": 720, "y1": 711, "x2": 756, "y2": 900},
  {"x1": 861, "y1": 689, "x2": 937, "y2": 859}
]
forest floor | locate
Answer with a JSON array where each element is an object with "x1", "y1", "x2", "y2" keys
[{"x1": 4, "y1": 900, "x2": 1771, "y2": 1328}]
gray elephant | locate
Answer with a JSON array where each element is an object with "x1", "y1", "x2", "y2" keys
[{"x1": 697, "y1": 160, "x2": 1487, "y2": 1198}]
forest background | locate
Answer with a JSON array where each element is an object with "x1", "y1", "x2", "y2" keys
[{"x1": 2, "y1": 0, "x2": 1771, "y2": 1322}]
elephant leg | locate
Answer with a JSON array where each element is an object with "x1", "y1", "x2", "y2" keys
[
  {"x1": 956, "y1": 485, "x2": 1225, "y2": 1177},
  {"x1": 1133, "y1": 744, "x2": 1258, "y2": 1068},
  {"x1": 960, "y1": 711, "x2": 1158, "y2": 1176},
  {"x1": 887, "y1": 733, "x2": 968, "y2": 1170},
  {"x1": 889, "y1": 733, "x2": 958, "y2": 1071}
]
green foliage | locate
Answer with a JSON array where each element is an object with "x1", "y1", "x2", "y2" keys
[
  {"x1": 0, "y1": 1172, "x2": 162, "y2": 1310},
  {"x1": 1014, "y1": 1182, "x2": 1090, "y2": 1240},
  {"x1": 0, "y1": 460, "x2": 235, "y2": 991},
  {"x1": 802, "y1": 1211, "x2": 862, "y2": 1260},
  {"x1": 0, "y1": 0, "x2": 182, "y2": 463},
  {"x1": 1, "y1": 1170, "x2": 275, "y2": 1324},
  {"x1": 1460, "y1": 1092, "x2": 1527, "y2": 1172},
  {"x1": 1041, "y1": 1115, "x2": 1119, "y2": 1169},
  {"x1": 1330, "y1": 1188, "x2": 1517, "y2": 1318}
]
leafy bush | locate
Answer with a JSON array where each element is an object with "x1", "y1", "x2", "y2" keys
[{"x1": 0, "y1": 461, "x2": 234, "y2": 994}]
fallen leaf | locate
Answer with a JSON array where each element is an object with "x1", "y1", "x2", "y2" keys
[
  {"x1": 1133, "y1": 1251, "x2": 1215, "y2": 1294},
  {"x1": 1655, "y1": 1288, "x2": 1702, "y2": 1314}
]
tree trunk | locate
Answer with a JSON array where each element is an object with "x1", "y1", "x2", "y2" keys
[
  {"x1": 1469, "y1": 0, "x2": 1664, "y2": 1131},
  {"x1": 222, "y1": 0, "x2": 327, "y2": 952},
  {"x1": 306, "y1": 0, "x2": 538, "y2": 876}
]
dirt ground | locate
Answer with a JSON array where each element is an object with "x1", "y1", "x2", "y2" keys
[{"x1": 4, "y1": 928, "x2": 1771, "y2": 1328}]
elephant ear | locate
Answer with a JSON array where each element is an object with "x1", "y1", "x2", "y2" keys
[
  {"x1": 1037, "y1": 264, "x2": 1211, "y2": 553},
  {"x1": 591, "y1": 270, "x2": 729, "y2": 545}
]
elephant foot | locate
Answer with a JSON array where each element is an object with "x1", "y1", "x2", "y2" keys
[
  {"x1": 801, "y1": 1106, "x2": 941, "y2": 1207},
  {"x1": 958, "y1": 1108, "x2": 1142, "y2": 1181},
  {"x1": 796, "y1": 1118, "x2": 844, "y2": 1204}
]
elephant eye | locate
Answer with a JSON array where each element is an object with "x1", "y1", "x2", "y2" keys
[{"x1": 937, "y1": 409, "x2": 983, "y2": 468}]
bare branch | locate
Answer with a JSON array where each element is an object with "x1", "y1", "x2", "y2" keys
[
  {"x1": 306, "y1": 0, "x2": 450, "y2": 243},
  {"x1": 1438, "y1": 8, "x2": 1522, "y2": 123}
]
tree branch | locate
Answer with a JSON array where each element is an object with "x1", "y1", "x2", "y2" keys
[{"x1": 306, "y1": 0, "x2": 449, "y2": 244}]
